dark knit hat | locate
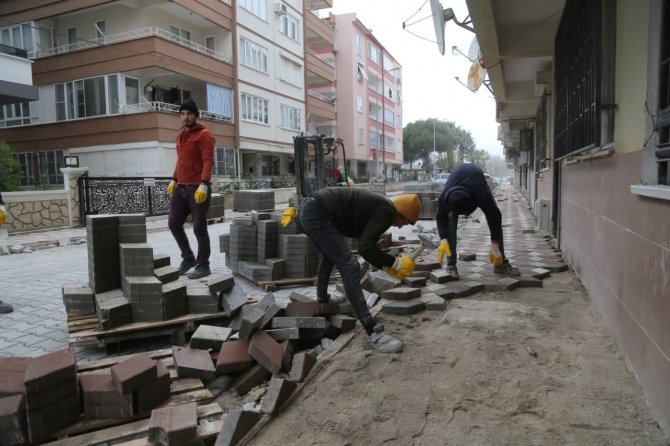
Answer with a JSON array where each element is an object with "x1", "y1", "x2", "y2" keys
[
  {"x1": 179, "y1": 98, "x2": 199, "y2": 117},
  {"x1": 447, "y1": 188, "x2": 476, "y2": 215}
]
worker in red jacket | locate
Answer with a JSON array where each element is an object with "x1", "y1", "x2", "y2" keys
[
  {"x1": 0, "y1": 192, "x2": 13, "y2": 313},
  {"x1": 167, "y1": 99, "x2": 215, "y2": 279}
]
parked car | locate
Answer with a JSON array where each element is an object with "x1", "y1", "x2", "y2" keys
[{"x1": 432, "y1": 172, "x2": 450, "y2": 186}]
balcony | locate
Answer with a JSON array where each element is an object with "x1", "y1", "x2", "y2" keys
[
  {"x1": 306, "y1": 48, "x2": 335, "y2": 85},
  {"x1": 306, "y1": 90, "x2": 336, "y2": 122},
  {"x1": 305, "y1": 11, "x2": 335, "y2": 49},
  {"x1": 305, "y1": 0, "x2": 333, "y2": 11},
  {"x1": 125, "y1": 100, "x2": 232, "y2": 123},
  {"x1": 0, "y1": 44, "x2": 38, "y2": 105}
]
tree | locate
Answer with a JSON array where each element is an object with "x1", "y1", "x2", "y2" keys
[
  {"x1": 403, "y1": 119, "x2": 482, "y2": 173},
  {"x1": 0, "y1": 141, "x2": 21, "y2": 191}
]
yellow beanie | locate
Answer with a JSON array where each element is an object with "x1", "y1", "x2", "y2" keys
[{"x1": 392, "y1": 194, "x2": 421, "y2": 224}]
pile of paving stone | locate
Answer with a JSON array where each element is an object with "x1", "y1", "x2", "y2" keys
[
  {"x1": 61, "y1": 214, "x2": 249, "y2": 330},
  {"x1": 232, "y1": 190, "x2": 275, "y2": 212},
  {"x1": 0, "y1": 348, "x2": 171, "y2": 445},
  {"x1": 221, "y1": 211, "x2": 320, "y2": 283}
]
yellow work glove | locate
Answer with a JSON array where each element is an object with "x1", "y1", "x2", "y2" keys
[
  {"x1": 194, "y1": 184, "x2": 208, "y2": 204},
  {"x1": 281, "y1": 207, "x2": 296, "y2": 227},
  {"x1": 0, "y1": 205, "x2": 7, "y2": 225},
  {"x1": 437, "y1": 239, "x2": 452, "y2": 264},
  {"x1": 488, "y1": 242, "x2": 504, "y2": 266},
  {"x1": 167, "y1": 180, "x2": 176, "y2": 196},
  {"x1": 386, "y1": 256, "x2": 416, "y2": 279}
]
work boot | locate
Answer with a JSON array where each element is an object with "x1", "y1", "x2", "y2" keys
[
  {"x1": 494, "y1": 260, "x2": 521, "y2": 276},
  {"x1": 187, "y1": 265, "x2": 211, "y2": 280},
  {"x1": 446, "y1": 264, "x2": 459, "y2": 280},
  {"x1": 177, "y1": 258, "x2": 197, "y2": 275},
  {"x1": 0, "y1": 300, "x2": 14, "y2": 314},
  {"x1": 365, "y1": 324, "x2": 403, "y2": 353}
]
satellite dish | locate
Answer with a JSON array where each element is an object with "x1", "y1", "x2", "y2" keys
[
  {"x1": 467, "y1": 35, "x2": 487, "y2": 69},
  {"x1": 430, "y1": 0, "x2": 446, "y2": 55},
  {"x1": 467, "y1": 58, "x2": 487, "y2": 92}
]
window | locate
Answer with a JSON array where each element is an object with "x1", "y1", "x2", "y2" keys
[
  {"x1": 280, "y1": 56, "x2": 302, "y2": 86},
  {"x1": 215, "y1": 147, "x2": 237, "y2": 176},
  {"x1": 0, "y1": 102, "x2": 33, "y2": 127},
  {"x1": 279, "y1": 13, "x2": 300, "y2": 42},
  {"x1": 384, "y1": 108, "x2": 394, "y2": 127},
  {"x1": 656, "y1": 0, "x2": 670, "y2": 184},
  {"x1": 358, "y1": 128, "x2": 364, "y2": 145},
  {"x1": 0, "y1": 22, "x2": 42, "y2": 56},
  {"x1": 384, "y1": 135, "x2": 395, "y2": 151},
  {"x1": 554, "y1": 0, "x2": 616, "y2": 159},
  {"x1": 367, "y1": 42, "x2": 381, "y2": 65},
  {"x1": 240, "y1": 0, "x2": 267, "y2": 20},
  {"x1": 387, "y1": 87, "x2": 394, "y2": 101},
  {"x1": 95, "y1": 20, "x2": 106, "y2": 41},
  {"x1": 38, "y1": 150, "x2": 64, "y2": 185},
  {"x1": 241, "y1": 93, "x2": 269, "y2": 124},
  {"x1": 369, "y1": 102, "x2": 381, "y2": 122},
  {"x1": 240, "y1": 37, "x2": 268, "y2": 73},
  {"x1": 370, "y1": 129, "x2": 381, "y2": 148},
  {"x1": 261, "y1": 155, "x2": 280, "y2": 175},
  {"x1": 124, "y1": 76, "x2": 139, "y2": 106},
  {"x1": 206, "y1": 84, "x2": 233, "y2": 119},
  {"x1": 67, "y1": 27, "x2": 77, "y2": 45},
  {"x1": 280, "y1": 104, "x2": 301, "y2": 131},
  {"x1": 204, "y1": 35, "x2": 215, "y2": 55},
  {"x1": 355, "y1": 33, "x2": 362, "y2": 56},
  {"x1": 169, "y1": 25, "x2": 191, "y2": 44},
  {"x1": 55, "y1": 74, "x2": 121, "y2": 120},
  {"x1": 357, "y1": 96, "x2": 364, "y2": 113}
]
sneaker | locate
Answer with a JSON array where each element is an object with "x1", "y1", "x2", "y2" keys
[
  {"x1": 365, "y1": 324, "x2": 403, "y2": 353},
  {"x1": 494, "y1": 260, "x2": 521, "y2": 276},
  {"x1": 446, "y1": 265, "x2": 459, "y2": 280},
  {"x1": 0, "y1": 300, "x2": 14, "y2": 314},
  {"x1": 177, "y1": 258, "x2": 197, "y2": 275},
  {"x1": 187, "y1": 265, "x2": 211, "y2": 279}
]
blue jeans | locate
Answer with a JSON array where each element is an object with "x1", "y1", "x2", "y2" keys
[
  {"x1": 297, "y1": 197, "x2": 375, "y2": 334},
  {"x1": 168, "y1": 184, "x2": 210, "y2": 267}
]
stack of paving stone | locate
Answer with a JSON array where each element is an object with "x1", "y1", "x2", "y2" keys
[
  {"x1": 0, "y1": 348, "x2": 82, "y2": 444},
  {"x1": 233, "y1": 190, "x2": 275, "y2": 211},
  {"x1": 403, "y1": 183, "x2": 440, "y2": 219},
  {"x1": 226, "y1": 217, "x2": 257, "y2": 273},
  {"x1": 62, "y1": 214, "x2": 192, "y2": 330},
  {"x1": 278, "y1": 234, "x2": 318, "y2": 278},
  {"x1": 209, "y1": 193, "x2": 225, "y2": 219}
]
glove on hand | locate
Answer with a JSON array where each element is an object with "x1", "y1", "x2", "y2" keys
[
  {"x1": 167, "y1": 180, "x2": 176, "y2": 196},
  {"x1": 194, "y1": 184, "x2": 208, "y2": 204},
  {"x1": 0, "y1": 205, "x2": 6, "y2": 225},
  {"x1": 281, "y1": 207, "x2": 296, "y2": 227},
  {"x1": 488, "y1": 242, "x2": 503, "y2": 266},
  {"x1": 437, "y1": 239, "x2": 452, "y2": 264},
  {"x1": 386, "y1": 256, "x2": 416, "y2": 279}
]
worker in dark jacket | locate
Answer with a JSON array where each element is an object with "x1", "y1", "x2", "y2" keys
[
  {"x1": 295, "y1": 188, "x2": 421, "y2": 353},
  {"x1": 435, "y1": 163, "x2": 519, "y2": 279}
]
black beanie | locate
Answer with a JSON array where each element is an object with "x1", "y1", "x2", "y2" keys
[
  {"x1": 447, "y1": 188, "x2": 476, "y2": 215},
  {"x1": 179, "y1": 98, "x2": 199, "y2": 117}
]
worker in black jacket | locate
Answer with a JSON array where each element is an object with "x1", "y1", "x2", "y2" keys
[
  {"x1": 435, "y1": 163, "x2": 519, "y2": 279},
  {"x1": 294, "y1": 188, "x2": 421, "y2": 353}
]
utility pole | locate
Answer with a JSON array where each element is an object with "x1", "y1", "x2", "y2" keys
[{"x1": 433, "y1": 119, "x2": 436, "y2": 178}]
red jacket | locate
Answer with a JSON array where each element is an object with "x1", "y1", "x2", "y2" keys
[{"x1": 172, "y1": 122, "x2": 215, "y2": 185}]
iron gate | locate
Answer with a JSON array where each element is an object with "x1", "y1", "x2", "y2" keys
[{"x1": 78, "y1": 175, "x2": 173, "y2": 223}]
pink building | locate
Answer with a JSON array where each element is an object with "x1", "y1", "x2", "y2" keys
[{"x1": 332, "y1": 13, "x2": 403, "y2": 180}]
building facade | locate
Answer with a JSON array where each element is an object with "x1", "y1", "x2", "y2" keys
[
  {"x1": 332, "y1": 13, "x2": 403, "y2": 180},
  {"x1": 466, "y1": 0, "x2": 670, "y2": 435}
]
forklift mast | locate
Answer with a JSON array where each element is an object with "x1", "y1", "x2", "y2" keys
[{"x1": 293, "y1": 135, "x2": 348, "y2": 198}]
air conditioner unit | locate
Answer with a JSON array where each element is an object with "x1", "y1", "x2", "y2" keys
[{"x1": 274, "y1": 2, "x2": 287, "y2": 14}]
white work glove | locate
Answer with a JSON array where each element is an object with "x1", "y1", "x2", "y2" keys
[
  {"x1": 194, "y1": 184, "x2": 208, "y2": 204},
  {"x1": 488, "y1": 242, "x2": 503, "y2": 266}
]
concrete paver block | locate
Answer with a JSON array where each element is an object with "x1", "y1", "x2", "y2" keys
[
  {"x1": 270, "y1": 317, "x2": 327, "y2": 329},
  {"x1": 381, "y1": 287, "x2": 422, "y2": 301},
  {"x1": 214, "y1": 409, "x2": 262, "y2": 446},
  {"x1": 216, "y1": 340, "x2": 253, "y2": 374},
  {"x1": 260, "y1": 377, "x2": 297, "y2": 415},
  {"x1": 328, "y1": 314, "x2": 357, "y2": 332},
  {"x1": 23, "y1": 348, "x2": 76, "y2": 393},
  {"x1": 284, "y1": 302, "x2": 319, "y2": 317},
  {"x1": 248, "y1": 330, "x2": 283, "y2": 375},
  {"x1": 190, "y1": 325, "x2": 233, "y2": 350},
  {"x1": 207, "y1": 273, "x2": 235, "y2": 294},
  {"x1": 148, "y1": 401, "x2": 198, "y2": 446},
  {"x1": 288, "y1": 352, "x2": 316, "y2": 383},
  {"x1": 135, "y1": 362, "x2": 171, "y2": 414},
  {"x1": 173, "y1": 346, "x2": 216, "y2": 383},
  {"x1": 110, "y1": 353, "x2": 157, "y2": 394},
  {"x1": 232, "y1": 364, "x2": 271, "y2": 396},
  {"x1": 381, "y1": 299, "x2": 426, "y2": 315}
]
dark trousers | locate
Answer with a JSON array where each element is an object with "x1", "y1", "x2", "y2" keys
[
  {"x1": 297, "y1": 197, "x2": 375, "y2": 334},
  {"x1": 446, "y1": 211, "x2": 505, "y2": 266},
  {"x1": 168, "y1": 184, "x2": 210, "y2": 266}
]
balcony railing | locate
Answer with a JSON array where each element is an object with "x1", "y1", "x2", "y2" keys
[
  {"x1": 308, "y1": 90, "x2": 335, "y2": 104},
  {"x1": 33, "y1": 26, "x2": 232, "y2": 64},
  {"x1": 306, "y1": 48, "x2": 335, "y2": 67},
  {"x1": 0, "y1": 43, "x2": 28, "y2": 59},
  {"x1": 124, "y1": 100, "x2": 233, "y2": 122}
]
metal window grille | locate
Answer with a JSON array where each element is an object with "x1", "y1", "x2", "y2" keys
[
  {"x1": 657, "y1": 1, "x2": 670, "y2": 184},
  {"x1": 554, "y1": 0, "x2": 601, "y2": 159}
]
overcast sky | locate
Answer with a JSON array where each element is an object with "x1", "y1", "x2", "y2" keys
[{"x1": 325, "y1": 0, "x2": 503, "y2": 157}]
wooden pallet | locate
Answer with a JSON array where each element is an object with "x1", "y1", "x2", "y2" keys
[
  {"x1": 68, "y1": 312, "x2": 231, "y2": 348},
  {"x1": 44, "y1": 349, "x2": 222, "y2": 446}
]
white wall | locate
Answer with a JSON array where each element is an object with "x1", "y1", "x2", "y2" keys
[{"x1": 70, "y1": 142, "x2": 175, "y2": 177}]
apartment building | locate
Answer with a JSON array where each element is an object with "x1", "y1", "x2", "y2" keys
[
  {"x1": 0, "y1": 0, "x2": 335, "y2": 187},
  {"x1": 332, "y1": 13, "x2": 403, "y2": 179}
]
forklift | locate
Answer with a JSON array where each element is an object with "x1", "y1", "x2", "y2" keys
[{"x1": 292, "y1": 134, "x2": 350, "y2": 201}]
